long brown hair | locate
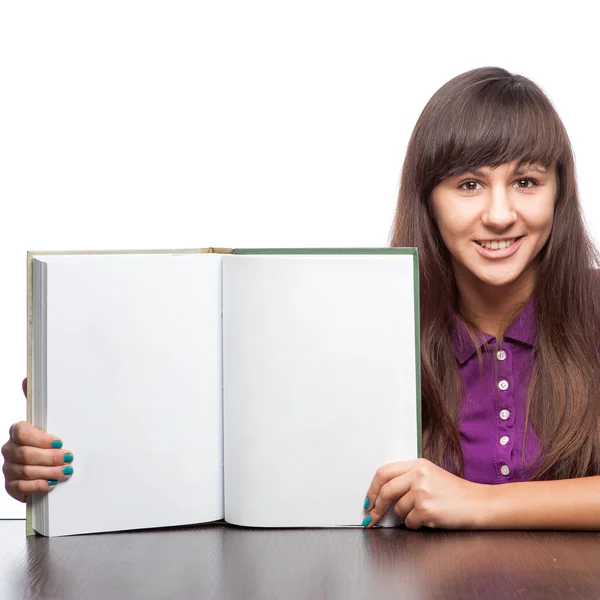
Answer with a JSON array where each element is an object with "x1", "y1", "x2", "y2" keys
[{"x1": 390, "y1": 66, "x2": 600, "y2": 479}]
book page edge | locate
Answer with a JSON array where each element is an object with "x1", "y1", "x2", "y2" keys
[
  {"x1": 27, "y1": 247, "x2": 234, "y2": 256},
  {"x1": 26, "y1": 252, "x2": 33, "y2": 535}
]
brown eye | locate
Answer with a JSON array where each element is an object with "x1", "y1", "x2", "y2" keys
[
  {"x1": 514, "y1": 178, "x2": 537, "y2": 189},
  {"x1": 459, "y1": 181, "x2": 482, "y2": 192}
]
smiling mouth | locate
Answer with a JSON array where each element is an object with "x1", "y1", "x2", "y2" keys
[{"x1": 475, "y1": 237, "x2": 522, "y2": 250}]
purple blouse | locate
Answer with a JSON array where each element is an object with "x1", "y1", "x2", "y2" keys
[{"x1": 453, "y1": 300, "x2": 542, "y2": 484}]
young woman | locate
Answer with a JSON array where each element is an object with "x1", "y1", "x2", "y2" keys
[
  {"x1": 363, "y1": 66, "x2": 600, "y2": 530},
  {"x1": 4, "y1": 67, "x2": 600, "y2": 530}
]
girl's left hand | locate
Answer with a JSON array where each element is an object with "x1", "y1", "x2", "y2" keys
[{"x1": 363, "y1": 458, "x2": 489, "y2": 530}]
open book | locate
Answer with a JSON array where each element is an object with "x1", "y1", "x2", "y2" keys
[{"x1": 27, "y1": 248, "x2": 421, "y2": 537}]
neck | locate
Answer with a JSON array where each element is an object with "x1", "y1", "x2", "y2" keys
[{"x1": 455, "y1": 266, "x2": 535, "y2": 339}]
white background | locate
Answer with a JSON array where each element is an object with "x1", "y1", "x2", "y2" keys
[{"x1": 1, "y1": 1, "x2": 598, "y2": 517}]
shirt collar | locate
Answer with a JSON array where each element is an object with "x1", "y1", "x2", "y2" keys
[{"x1": 451, "y1": 298, "x2": 536, "y2": 365}]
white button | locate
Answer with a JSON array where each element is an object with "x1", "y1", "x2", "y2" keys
[
  {"x1": 500, "y1": 465, "x2": 510, "y2": 476},
  {"x1": 497, "y1": 350, "x2": 507, "y2": 361},
  {"x1": 498, "y1": 380, "x2": 509, "y2": 391},
  {"x1": 500, "y1": 436, "x2": 509, "y2": 446},
  {"x1": 500, "y1": 409, "x2": 510, "y2": 420}
]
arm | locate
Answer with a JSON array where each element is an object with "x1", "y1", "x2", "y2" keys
[
  {"x1": 363, "y1": 458, "x2": 600, "y2": 531},
  {"x1": 481, "y1": 476, "x2": 600, "y2": 530}
]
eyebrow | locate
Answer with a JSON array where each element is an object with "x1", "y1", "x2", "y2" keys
[{"x1": 467, "y1": 165, "x2": 548, "y2": 177}]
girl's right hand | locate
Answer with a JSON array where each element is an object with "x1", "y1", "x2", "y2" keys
[{"x1": 1, "y1": 378, "x2": 73, "y2": 503}]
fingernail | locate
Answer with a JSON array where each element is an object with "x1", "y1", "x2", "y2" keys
[
  {"x1": 362, "y1": 514, "x2": 371, "y2": 527},
  {"x1": 364, "y1": 497, "x2": 370, "y2": 510},
  {"x1": 63, "y1": 453, "x2": 74, "y2": 463},
  {"x1": 51, "y1": 440, "x2": 63, "y2": 449},
  {"x1": 48, "y1": 480, "x2": 58, "y2": 486},
  {"x1": 63, "y1": 466, "x2": 74, "y2": 476}
]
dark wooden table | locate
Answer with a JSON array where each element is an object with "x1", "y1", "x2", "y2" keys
[{"x1": 2, "y1": 520, "x2": 600, "y2": 599}]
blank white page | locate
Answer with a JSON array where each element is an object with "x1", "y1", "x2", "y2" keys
[
  {"x1": 222, "y1": 253, "x2": 418, "y2": 527},
  {"x1": 33, "y1": 253, "x2": 224, "y2": 536}
]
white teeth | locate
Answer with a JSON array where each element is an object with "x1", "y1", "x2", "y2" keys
[{"x1": 478, "y1": 238, "x2": 515, "y2": 250}]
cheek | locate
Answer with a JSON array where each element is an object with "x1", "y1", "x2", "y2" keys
[
  {"x1": 436, "y1": 214, "x2": 471, "y2": 247},
  {"x1": 526, "y1": 203, "x2": 555, "y2": 237},
  {"x1": 430, "y1": 191, "x2": 476, "y2": 251}
]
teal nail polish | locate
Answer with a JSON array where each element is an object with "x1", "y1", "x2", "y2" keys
[
  {"x1": 362, "y1": 514, "x2": 371, "y2": 527},
  {"x1": 51, "y1": 440, "x2": 63, "y2": 449},
  {"x1": 48, "y1": 480, "x2": 58, "y2": 486},
  {"x1": 364, "y1": 497, "x2": 370, "y2": 510},
  {"x1": 63, "y1": 466, "x2": 73, "y2": 476},
  {"x1": 63, "y1": 453, "x2": 74, "y2": 463}
]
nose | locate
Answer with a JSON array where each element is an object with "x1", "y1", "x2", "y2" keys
[{"x1": 481, "y1": 186, "x2": 517, "y2": 230}]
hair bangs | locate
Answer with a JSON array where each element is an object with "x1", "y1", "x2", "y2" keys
[{"x1": 426, "y1": 78, "x2": 569, "y2": 187}]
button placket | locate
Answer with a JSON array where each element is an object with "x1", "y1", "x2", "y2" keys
[{"x1": 494, "y1": 344, "x2": 514, "y2": 482}]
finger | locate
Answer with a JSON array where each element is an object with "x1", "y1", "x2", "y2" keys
[
  {"x1": 5, "y1": 478, "x2": 59, "y2": 503},
  {"x1": 9, "y1": 421, "x2": 63, "y2": 450},
  {"x1": 366, "y1": 471, "x2": 414, "y2": 528},
  {"x1": 2, "y1": 441, "x2": 73, "y2": 467},
  {"x1": 404, "y1": 508, "x2": 424, "y2": 530},
  {"x1": 393, "y1": 490, "x2": 416, "y2": 522},
  {"x1": 5, "y1": 462, "x2": 74, "y2": 482},
  {"x1": 364, "y1": 460, "x2": 418, "y2": 512},
  {"x1": 22, "y1": 377, "x2": 27, "y2": 398}
]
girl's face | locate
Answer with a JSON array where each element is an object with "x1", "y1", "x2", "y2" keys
[{"x1": 430, "y1": 161, "x2": 557, "y2": 293}]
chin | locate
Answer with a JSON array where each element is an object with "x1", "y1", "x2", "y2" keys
[
  {"x1": 472, "y1": 266, "x2": 528, "y2": 288},
  {"x1": 479, "y1": 276, "x2": 521, "y2": 288},
  {"x1": 454, "y1": 253, "x2": 535, "y2": 291}
]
